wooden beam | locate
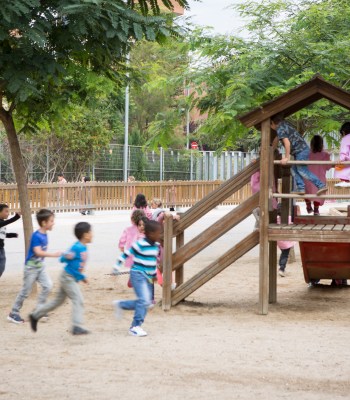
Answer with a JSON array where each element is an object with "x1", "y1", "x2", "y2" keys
[
  {"x1": 172, "y1": 192, "x2": 259, "y2": 270},
  {"x1": 274, "y1": 161, "x2": 350, "y2": 165},
  {"x1": 175, "y1": 231, "x2": 184, "y2": 286},
  {"x1": 259, "y1": 118, "x2": 271, "y2": 315},
  {"x1": 171, "y1": 231, "x2": 259, "y2": 306},
  {"x1": 268, "y1": 228, "x2": 350, "y2": 243},
  {"x1": 162, "y1": 215, "x2": 173, "y2": 311},
  {"x1": 273, "y1": 194, "x2": 350, "y2": 199},
  {"x1": 269, "y1": 241, "x2": 277, "y2": 304},
  {"x1": 172, "y1": 160, "x2": 259, "y2": 236}
]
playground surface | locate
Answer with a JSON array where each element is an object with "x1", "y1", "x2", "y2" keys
[{"x1": 1, "y1": 204, "x2": 349, "y2": 399}]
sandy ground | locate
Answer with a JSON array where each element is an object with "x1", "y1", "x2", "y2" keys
[{"x1": 0, "y1": 204, "x2": 350, "y2": 400}]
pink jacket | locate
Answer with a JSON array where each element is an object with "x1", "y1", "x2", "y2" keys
[
  {"x1": 132, "y1": 206, "x2": 153, "y2": 220},
  {"x1": 250, "y1": 170, "x2": 278, "y2": 209},
  {"x1": 305, "y1": 151, "x2": 330, "y2": 205},
  {"x1": 118, "y1": 225, "x2": 145, "y2": 268},
  {"x1": 277, "y1": 216, "x2": 295, "y2": 250},
  {"x1": 335, "y1": 134, "x2": 350, "y2": 181}
]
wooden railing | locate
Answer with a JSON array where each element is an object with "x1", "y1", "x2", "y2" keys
[
  {"x1": 162, "y1": 160, "x2": 261, "y2": 310},
  {"x1": 0, "y1": 178, "x2": 345, "y2": 213}
]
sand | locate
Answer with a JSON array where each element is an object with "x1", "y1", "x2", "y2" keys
[{"x1": 0, "y1": 206, "x2": 349, "y2": 399}]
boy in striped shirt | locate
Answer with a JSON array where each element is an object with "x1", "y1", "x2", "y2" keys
[{"x1": 113, "y1": 220, "x2": 162, "y2": 337}]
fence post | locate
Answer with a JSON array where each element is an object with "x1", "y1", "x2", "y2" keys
[
  {"x1": 160, "y1": 147, "x2": 164, "y2": 181},
  {"x1": 162, "y1": 214, "x2": 173, "y2": 311},
  {"x1": 213, "y1": 153, "x2": 218, "y2": 180},
  {"x1": 220, "y1": 153, "x2": 225, "y2": 180},
  {"x1": 190, "y1": 152, "x2": 194, "y2": 180},
  {"x1": 227, "y1": 152, "x2": 233, "y2": 179}
]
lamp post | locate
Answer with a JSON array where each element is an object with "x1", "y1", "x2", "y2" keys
[{"x1": 123, "y1": 52, "x2": 130, "y2": 182}]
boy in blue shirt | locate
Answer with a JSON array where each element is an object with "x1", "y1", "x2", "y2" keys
[
  {"x1": 30, "y1": 222, "x2": 92, "y2": 335},
  {"x1": 8, "y1": 209, "x2": 61, "y2": 324},
  {"x1": 271, "y1": 114, "x2": 328, "y2": 195}
]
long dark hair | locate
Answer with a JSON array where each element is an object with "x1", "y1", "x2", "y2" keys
[
  {"x1": 340, "y1": 122, "x2": 350, "y2": 137},
  {"x1": 310, "y1": 135, "x2": 323, "y2": 153},
  {"x1": 134, "y1": 193, "x2": 148, "y2": 209}
]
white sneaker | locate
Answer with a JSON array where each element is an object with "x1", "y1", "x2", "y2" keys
[
  {"x1": 129, "y1": 326, "x2": 147, "y2": 337},
  {"x1": 171, "y1": 283, "x2": 177, "y2": 290},
  {"x1": 335, "y1": 181, "x2": 350, "y2": 188},
  {"x1": 278, "y1": 269, "x2": 285, "y2": 277},
  {"x1": 112, "y1": 300, "x2": 123, "y2": 320}
]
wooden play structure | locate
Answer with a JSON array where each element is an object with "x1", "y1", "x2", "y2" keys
[{"x1": 161, "y1": 75, "x2": 350, "y2": 314}]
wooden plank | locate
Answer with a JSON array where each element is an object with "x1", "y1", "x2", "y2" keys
[
  {"x1": 332, "y1": 224, "x2": 345, "y2": 231},
  {"x1": 171, "y1": 231, "x2": 259, "y2": 306},
  {"x1": 281, "y1": 224, "x2": 294, "y2": 230},
  {"x1": 274, "y1": 160, "x2": 350, "y2": 165},
  {"x1": 269, "y1": 223, "x2": 282, "y2": 229},
  {"x1": 342, "y1": 225, "x2": 350, "y2": 231},
  {"x1": 312, "y1": 224, "x2": 325, "y2": 230},
  {"x1": 293, "y1": 224, "x2": 306, "y2": 230},
  {"x1": 172, "y1": 160, "x2": 259, "y2": 236},
  {"x1": 172, "y1": 192, "x2": 259, "y2": 270},
  {"x1": 294, "y1": 216, "x2": 350, "y2": 225},
  {"x1": 269, "y1": 241, "x2": 277, "y2": 304},
  {"x1": 259, "y1": 118, "x2": 271, "y2": 315},
  {"x1": 273, "y1": 194, "x2": 350, "y2": 199},
  {"x1": 175, "y1": 231, "x2": 184, "y2": 286},
  {"x1": 162, "y1": 215, "x2": 173, "y2": 311},
  {"x1": 322, "y1": 225, "x2": 335, "y2": 231},
  {"x1": 268, "y1": 228, "x2": 349, "y2": 242},
  {"x1": 302, "y1": 224, "x2": 315, "y2": 230}
]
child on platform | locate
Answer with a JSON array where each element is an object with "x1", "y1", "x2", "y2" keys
[
  {"x1": 271, "y1": 114, "x2": 328, "y2": 195},
  {"x1": 29, "y1": 222, "x2": 92, "y2": 335},
  {"x1": 113, "y1": 220, "x2": 162, "y2": 337},
  {"x1": 304, "y1": 135, "x2": 331, "y2": 215},
  {"x1": 132, "y1": 193, "x2": 153, "y2": 219},
  {"x1": 277, "y1": 215, "x2": 295, "y2": 277},
  {"x1": 0, "y1": 204, "x2": 21, "y2": 278},
  {"x1": 335, "y1": 122, "x2": 350, "y2": 187},
  {"x1": 8, "y1": 209, "x2": 61, "y2": 324}
]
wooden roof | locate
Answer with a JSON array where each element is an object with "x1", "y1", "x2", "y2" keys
[{"x1": 239, "y1": 75, "x2": 350, "y2": 128}]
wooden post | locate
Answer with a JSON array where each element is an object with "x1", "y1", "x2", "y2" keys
[
  {"x1": 281, "y1": 169, "x2": 291, "y2": 224},
  {"x1": 269, "y1": 241, "x2": 277, "y2": 304},
  {"x1": 259, "y1": 118, "x2": 271, "y2": 315},
  {"x1": 175, "y1": 219, "x2": 184, "y2": 286},
  {"x1": 162, "y1": 214, "x2": 173, "y2": 311}
]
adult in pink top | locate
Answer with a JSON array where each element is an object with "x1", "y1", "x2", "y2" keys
[
  {"x1": 334, "y1": 122, "x2": 350, "y2": 182},
  {"x1": 305, "y1": 135, "x2": 330, "y2": 215}
]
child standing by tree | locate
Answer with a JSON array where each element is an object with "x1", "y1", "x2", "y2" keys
[
  {"x1": 7, "y1": 209, "x2": 61, "y2": 324},
  {"x1": 29, "y1": 222, "x2": 92, "y2": 335},
  {"x1": 0, "y1": 204, "x2": 21, "y2": 278},
  {"x1": 113, "y1": 220, "x2": 162, "y2": 337},
  {"x1": 304, "y1": 135, "x2": 331, "y2": 215},
  {"x1": 271, "y1": 114, "x2": 328, "y2": 195}
]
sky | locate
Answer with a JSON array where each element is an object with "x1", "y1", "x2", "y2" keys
[{"x1": 185, "y1": 0, "x2": 247, "y2": 36}]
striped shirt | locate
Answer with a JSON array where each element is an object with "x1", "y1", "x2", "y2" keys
[{"x1": 118, "y1": 238, "x2": 160, "y2": 276}]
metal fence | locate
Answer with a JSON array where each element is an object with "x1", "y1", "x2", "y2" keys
[{"x1": 0, "y1": 140, "x2": 259, "y2": 183}]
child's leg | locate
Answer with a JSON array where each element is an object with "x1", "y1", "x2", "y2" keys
[
  {"x1": 305, "y1": 199, "x2": 313, "y2": 213},
  {"x1": 128, "y1": 270, "x2": 152, "y2": 328},
  {"x1": 11, "y1": 265, "x2": 41, "y2": 314},
  {"x1": 36, "y1": 266, "x2": 53, "y2": 308},
  {"x1": 60, "y1": 272, "x2": 84, "y2": 328},
  {"x1": 0, "y1": 248, "x2": 6, "y2": 277},
  {"x1": 279, "y1": 248, "x2": 290, "y2": 272},
  {"x1": 313, "y1": 201, "x2": 320, "y2": 215},
  {"x1": 32, "y1": 286, "x2": 67, "y2": 320}
]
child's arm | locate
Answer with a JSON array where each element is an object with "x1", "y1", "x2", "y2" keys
[
  {"x1": 280, "y1": 138, "x2": 291, "y2": 165},
  {"x1": 0, "y1": 213, "x2": 21, "y2": 228},
  {"x1": 33, "y1": 246, "x2": 62, "y2": 258}
]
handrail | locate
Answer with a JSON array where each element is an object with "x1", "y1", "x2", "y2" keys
[
  {"x1": 273, "y1": 193, "x2": 350, "y2": 199},
  {"x1": 274, "y1": 161, "x2": 350, "y2": 165},
  {"x1": 172, "y1": 159, "x2": 260, "y2": 236}
]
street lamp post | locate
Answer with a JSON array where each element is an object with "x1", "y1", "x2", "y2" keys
[{"x1": 123, "y1": 52, "x2": 130, "y2": 182}]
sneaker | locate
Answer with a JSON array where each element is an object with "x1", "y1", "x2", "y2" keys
[
  {"x1": 171, "y1": 282, "x2": 177, "y2": 290},
  {"x1": 129, "y1": 326, "x2": 147, "y2": 337},
  {"x1": 29, "y1": 314, "x2": 38, "y2": 332},
  {"x1": 306, "y1": 205, "x2": 313, "y2": 214},
  {"x1": 72, "y1": 326, "x2": 90, "y2": 335},
  {"x1": 316, "y1": 186, "x2": 328, "y2": 195},
  {"x1": 278, "y1": 269, "x2": 285, "y2": 277},
  {"x1": 41, "y1": 314, "x2": 49, "y2": 322},
  {"x1": 335, "y1": 181, "x2": 350, "y2": 188},
  {"x1": 7, "y1": 312, "x2": 24, "y2": 324},
  {"x1": 291, "y1": 189, "x2": 305, "y2": 195},
  {"x1": 112, "y1": 300, "x2": 123, "y2": 320},
  {"x1": 314, "y1": 209, "x2": 320, "y2": 216}
]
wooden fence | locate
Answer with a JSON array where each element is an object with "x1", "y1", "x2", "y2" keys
[{"x1": 0, "y1": 179, "x2": 344, "y2": 213}]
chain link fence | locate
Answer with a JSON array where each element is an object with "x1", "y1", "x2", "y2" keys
[{"x1": 0, "y1": 140, "x2": 259, "y2": 183}]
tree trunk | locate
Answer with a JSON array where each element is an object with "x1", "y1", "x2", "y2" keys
[{"x1": 0, "y1": 109, "x2": 33, "y2": 252}]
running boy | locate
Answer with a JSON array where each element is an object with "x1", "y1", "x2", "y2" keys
[
  {"x1": 0, "y1": 204, "x2": 21, "y2": 278},
  {"x1": 7, "y1": 209, "x2": 61, "y2": 324},
  {"x1": 271, "y1": 114, "x2": 328, "y2": 195},
  {"x1": 29, "y1": 222, "x2": 92, "y2": 335},
  {"x1": 113, "y1": 220, "x2": 162, "y2": 337}
]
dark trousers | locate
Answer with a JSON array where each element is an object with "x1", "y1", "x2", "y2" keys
[
  {"x1": 0, "y1": 248, "x2": 6, "y2": 277},
  {"x1": 279, "y1": 248, "x2": 291, "y2": 271}
]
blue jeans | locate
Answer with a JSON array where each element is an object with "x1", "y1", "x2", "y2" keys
[
  {"x1": 291, "y1": 148, "x2": 325, "y2": 190},
  {"x1": 279, "y1": 248, "x2": 290, "y2": 271},
  {"x1": 120, "y1": 270, "x2": 152, "y2": 328}
]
